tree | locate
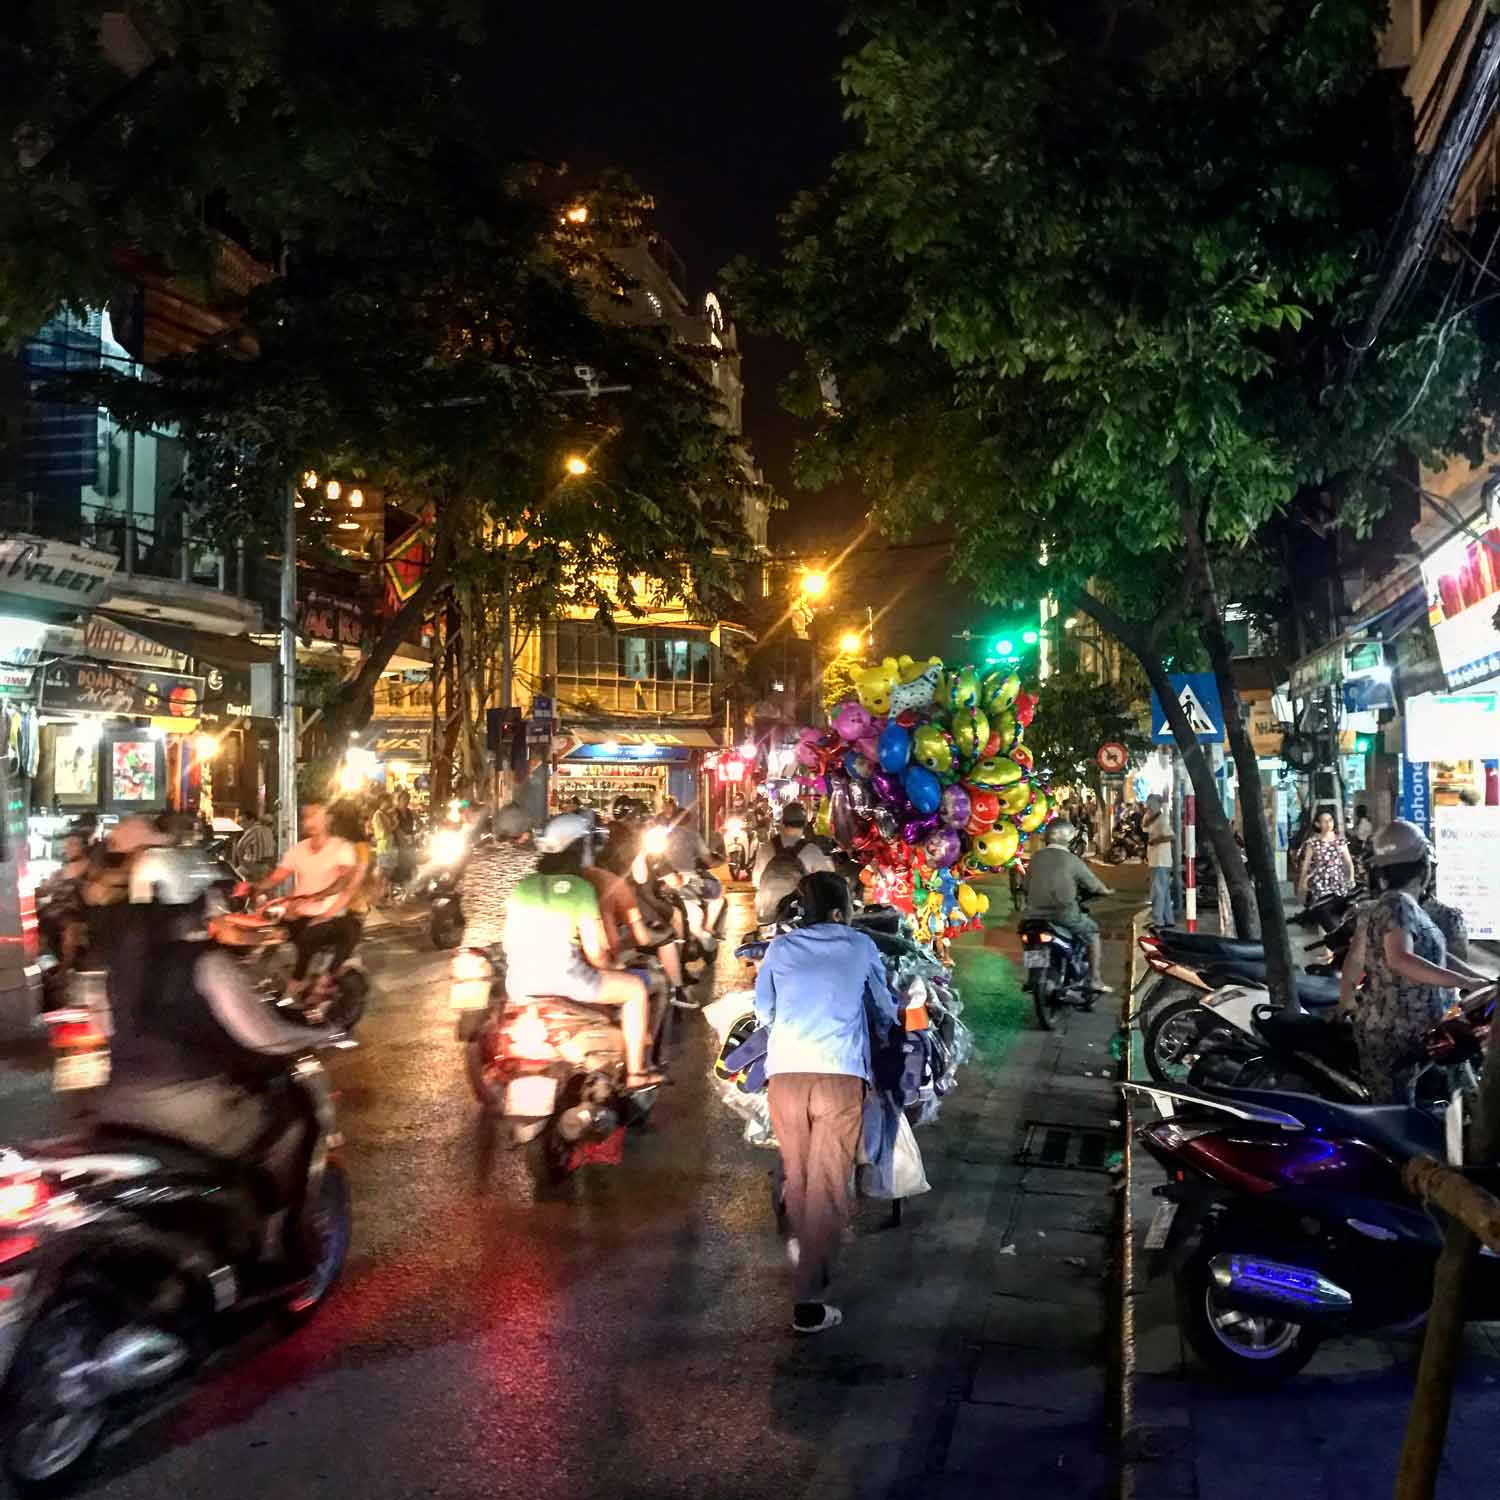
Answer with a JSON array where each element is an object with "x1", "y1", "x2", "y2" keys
[
  {"x1": 1026, "y1": 669, "x2": 1147, "y2": 794},
  {"x1": 821, "y1": 651, "x2": 862, "y2": 714},
  {"x1": 734, "y1": 0, "x2": 1500, "y2": 1011}
]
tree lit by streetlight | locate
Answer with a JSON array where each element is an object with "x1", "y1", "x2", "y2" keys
[
  {"x1": 564, "y1": 204, "x2": 589, "y2": 225},
  {"x1": 564, "y1": 454, "x2": 589, "y2": 476},
  {"x1": 800, "y1": 570, "x2": 828, "y2": 598},
  {"x1": 838, "y1": 630, "x2": 863, "y2": 654}
]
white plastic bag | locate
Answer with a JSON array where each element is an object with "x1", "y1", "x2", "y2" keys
[{"x1": 890, "y1": 1111, "x2": 931, "y2": 1198}]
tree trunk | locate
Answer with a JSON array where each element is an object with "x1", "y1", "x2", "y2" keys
[
  {"x1": 321, "y1": 495, "x2": 467, "y2": 745},
  {"x1": 1073, "y1": 592, "x2": 1260, "y2": 938},
  {"x1": 1180, "y1": 498, "x2": 1300, "y2": 1015}
]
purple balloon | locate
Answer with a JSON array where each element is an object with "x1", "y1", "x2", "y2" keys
[
  {"x1": 924, "y1": 827, "x2": 962, "y2": 869},
  {"x1": 834, "y1": 700, "x2": 873, "y2": 744},
  {"x1": 901, "y1": 813, "x2": 941, "y2": 845},
  {"x1": 828, "y1": 773, "x2": 860, "y2": 851},
  {"x1": 940, "y1": 783, "x2": 972, "y2": 829},
  {"x1": 871, "y1": 770, "x2": 903, "y2": 807}
]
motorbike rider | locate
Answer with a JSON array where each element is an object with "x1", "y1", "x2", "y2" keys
[
  {"x1": 753, "y1": 801, "x2": 834, "y2": 924},
  {"x1": 250, "y1": 798, "x2": 361, "y2": 997},
  {"x1": 457, "y1": 801, "x2": 539, "y2": 950},
  {"x1": 502, "y1": 813, "x2": 665, "y2": 1089},
  {"x1": 1337, "y1": 820, "x2": 1488, "y2": 1104},
  {"x1": 1023, "y1": 819, "x2": 1113, "y2": 993},
  {"x1": 658, "y1": 797, "x2": 727, "y2": 943},
  {"x1": 597, "y1": 795, "x2": 645, "y2": 877},
  {"x1": 97, "y1": 843, "x2": 333, "y2": 1238}
]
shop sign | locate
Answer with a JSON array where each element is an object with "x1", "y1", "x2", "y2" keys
[
  {"x1": 1421, "y1": 526, "x2": 1500, "y2": 689},
  {"x1": 40, "y1": 660, "x2": 204, "y2": 718},
  {"x1": 371, "y1": 727, "x2": 430, "y2": 760},
  {"x1": 1243, "y1": 692, "x2": 1286, "y2": 758},
  {"x1": 1401, "y1": 756, "x2": 1431, "y2": 838},
  {"x1": 1434, "y1": 806, "x2": 1500, "y2": 940},
  {"x1": 0, "y1": 667, "x2": 32, "y2": 696},
  {"x1": 297, "y1": 590, "x2": 368, "y2": 649},
  {"x1": 201, "y1": 664, "x2": 254, "y2": 718},
  {"x1": 0, "y1": 536, "x2": 116, "y2": 620},
  {"x1": 7, "y1": 615, "x2": 182, "y2": 671},
  {"x1": 1403, "y1": 691, "x2": 1500, "y2": 763}
]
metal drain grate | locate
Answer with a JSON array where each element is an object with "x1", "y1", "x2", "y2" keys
[{"x1": 1017, "y1": 1121, "x2": 1115, "y2": 1172}]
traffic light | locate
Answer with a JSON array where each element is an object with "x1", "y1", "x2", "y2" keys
[
  {"x1": 993, "y1": 637, "x2": 1014, "y2": 658},
  {"x1": 1022, "y1": 628, "x2": 1039, "y2": 645},
  {"x1": 1353, "y1": 733, "x2": 1376, "y2": 755}
]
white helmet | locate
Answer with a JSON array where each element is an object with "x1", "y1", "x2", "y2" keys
[
  {"x1": 1046, "y1": 820, "x2": 1076, "y2": 847},
  {"x1": 1368, "y1": 819, "x2": 1432, "y2": 868},
  {"x1": 128, "y1": 845, "x2": 220, "y2": 905},
  {"x1": 535, "y1": 813, "x2": 593, "y2": 862}
]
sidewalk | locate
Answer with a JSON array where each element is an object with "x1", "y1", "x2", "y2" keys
[{"x1": 1118, "y1": 913, "x2": 1500, "y2": 1498}]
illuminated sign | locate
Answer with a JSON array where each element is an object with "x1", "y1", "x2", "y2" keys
[{"x1": 1421, "y1": 526, "x2": 1500, "y2": 689}]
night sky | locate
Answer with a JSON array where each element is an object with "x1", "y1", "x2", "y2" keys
[{"x1": 478, "y1": 1, "x2": 856, "y2": 553}]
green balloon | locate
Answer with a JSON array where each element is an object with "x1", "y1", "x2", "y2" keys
[
  {"x1": 911, "y1": 724, "x2": 954, "y2": 774},
  {"x1": 953, "y1": 708, "x2": 991, "y2": 760}
]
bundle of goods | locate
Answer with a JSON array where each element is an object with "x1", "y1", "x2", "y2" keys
[{"x1": 792, "y1": 653, "x2": 1052, "y2": 949}]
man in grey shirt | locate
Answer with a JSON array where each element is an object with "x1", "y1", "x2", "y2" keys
[{"x1": 1024, "y1": 821, "x2": 1113, "y2": 992}]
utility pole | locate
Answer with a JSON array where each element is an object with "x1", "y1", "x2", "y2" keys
[{"x1": 277, "y1": 481, "x2": 299, "y2": 858}]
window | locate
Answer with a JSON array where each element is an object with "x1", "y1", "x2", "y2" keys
[{"x1": 554, "y1": 622, "x2": 717, "y2": 714}]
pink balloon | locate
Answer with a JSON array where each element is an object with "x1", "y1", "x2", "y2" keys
[{"x1": 833, "y1": 701, "x2": 873, "y2": 743}]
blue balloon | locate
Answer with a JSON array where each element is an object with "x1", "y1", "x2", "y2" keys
[
  {"x1": 905, "y1": 764, "x2": 941, "y2": 816},
  {"x1": 877, "y1": 722, "x2": 911, "y2": 774}
]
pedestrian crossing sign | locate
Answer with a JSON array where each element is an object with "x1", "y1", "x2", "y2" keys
[{"x1": 1150, "y1": 673, "x2": 1225, "y2": 744}]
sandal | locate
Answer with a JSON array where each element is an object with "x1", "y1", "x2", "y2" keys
[{"x1": 626, "y1": 1070, "x2": 669, "y2": 1090}]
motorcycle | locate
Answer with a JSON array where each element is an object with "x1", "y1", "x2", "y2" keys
[
  {"x1": 1019, "y1": 889, "x2": 1105, "y2": 1030},
  {"x1": 422, "y1": 824, "x2": 471, "y2": 948},
  {"x1": 0, "y1": 1038, "x2": 353, "y2": 1489},
  {"x1": 221, "y1": 900, "x2": 371, "y2": 1032},
  {"x1": 722, "y1": 816, "x2": 755, "y2": 884},
  {"x1": 1105, "y1": 808, "x2": 1148, "y2": 864},
  {"x1": 451, "y1": 946, "x2": 668, "y2": 1191},
  {"x1": 1127, "y1": 1077, "x2": 1500, "y2": 1388}
]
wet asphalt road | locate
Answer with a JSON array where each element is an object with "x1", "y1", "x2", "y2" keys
[{"x1": 3, "y1": 892, "x2": 882, "y2": 1500}]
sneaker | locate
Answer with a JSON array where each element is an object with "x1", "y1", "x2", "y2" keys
[
  {"x1": 786, "y1": 1237, "x2": 800, "y2": 1268},
  {"x1": 792, "y1": 1302, "x2": 843, "y2": 1335},
  {"x1": 1088, "y1": 981, "x2": 1115, "y2": 995}
]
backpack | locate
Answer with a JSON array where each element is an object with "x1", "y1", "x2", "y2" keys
[{"x1": 756, "y1": 837, "x2": 811, "y2": 923}]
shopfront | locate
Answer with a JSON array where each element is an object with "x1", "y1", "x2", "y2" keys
[{"x1": 553, "y1": 726, "x2": 720, "y2": 818}]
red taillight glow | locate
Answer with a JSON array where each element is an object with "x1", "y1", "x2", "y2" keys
[
  {"x1": 0, "y1": 1178, "x2": 49, "y2": 1226},
  {"x1": 1139, "y1": 935, "x2": 1162, "y2": 952},
  {"x1": 1038, "y1": 931, "x2": 1053, "y2": 944},
  {"x1": 510, "y1": 1010, "x2": 550, "y2": 1051}
]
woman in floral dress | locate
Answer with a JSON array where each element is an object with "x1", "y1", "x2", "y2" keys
[
  {"x1": 1338, "y1": 821, "x2": 1486, "y2": 1104},
  {"x1": 1295, "y1": 810, "x2": 1355, "y2": 907}
]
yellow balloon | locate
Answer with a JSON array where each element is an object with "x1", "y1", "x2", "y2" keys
[
  {"x1": 953, "y1": 709, "x2": 991, "y2": 760},
  {"x1": 974, "y1": 824, "x2": 1020, "y2": 867},
  {"x1": 994, "y1": 709, "x2": 1017, "y2": 747},
  {"x1": 970, "y1": 755, "x2": 1024, "y2": 788},
  {"x1": 898, "y1": 653, "x2": 942, "y2": 684},
  {"x1": 855, "y1": 659, "x2": 899, "y2": 715},
  {"x1": 996, "y1": 781, "x2": 1033, "y2": 815},
  {"x1": 815, "y1": 799, "x2": 833, "y2": 838},
  {"x1": 948, "y1": 667, "x2": 981, "y2": 711},
  {"x1": 984, "y1": 671, "x2": 1021, "y2": 715},
  {"x1": 1016, "y1": 792, "x2": 1050, "y2": 834},
  {"x1": 957, "y1": 882, "x2": 982, "y2": 918},
  {"x1": 977, "y1": 891, "x2": 990, "y2": 915}
]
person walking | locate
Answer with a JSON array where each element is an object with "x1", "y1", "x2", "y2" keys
[
  {"x1": 1295, "y1": 809, "x2": 1354, "y2": 908},
  {"x1": 1143, "y1": 794, "x2": 1175, "y2": 927},
  {"x1": 755, "y1": 871, "x2": 899, "y2": 1335}
]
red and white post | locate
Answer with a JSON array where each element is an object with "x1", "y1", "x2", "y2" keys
[{"x1": 1184, "y1": 791, "x2": 1197, "y2": 932}]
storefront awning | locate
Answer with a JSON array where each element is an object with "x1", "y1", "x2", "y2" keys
[
  {"x1": 1348, "y1": 584, "x2": 1427, "y2": 640},
  {"x1": 566, "y1": 725, "x2": 720, "y2": 749},
  {"x1": 96, "y1": 613, "x2": 276, "y2": 669}
]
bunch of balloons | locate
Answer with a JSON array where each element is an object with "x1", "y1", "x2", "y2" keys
[{"x1": 793, "y1": 652, "x2": 1053, "y2": 946}]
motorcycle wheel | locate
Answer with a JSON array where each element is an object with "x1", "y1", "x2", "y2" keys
[
  {"x1": 1031, "y1": 971, "x2": 1066, "y2": 1032},
  {"x1": 1, "y1": 1277, "x2": 123, "y2": 1492},
  {"x1": 464, "y1": 1019, "x2": 506, "y2": 1112},
  {"x1": 324, "y1": 970, "x2": 369, "y2": 1031},
  {"x1": 1175, "y1": 1245, "x2": 1321, "y2": 1388},
  {"x1": 1144, "y1": 998, "x2": 1238, "y2": 1087},
  {"x1": 286, "y1": 1162, "x2": 352, "y2": 1319},
  {"x1": 430, "y1": 909, "x2": 463, "y2": 950},
  {"x1": 526, "y1": 1124, "x2": 575, "y2": 1193}
]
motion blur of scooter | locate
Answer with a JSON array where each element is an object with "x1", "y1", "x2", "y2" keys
[
  {"x1": 424, "y1": 821, "x2": 473, "y2": 948},
  {"x1": 722, "y1": 815, "x2": 756, "y2": 883}
]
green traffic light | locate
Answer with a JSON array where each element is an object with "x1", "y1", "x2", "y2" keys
[
  {"x1": 994, "y1": 637, "x2": 1014, "y2": 656},
  {"x1": 1022, "y1": 628, "x2": 1039, "y2": 645}
]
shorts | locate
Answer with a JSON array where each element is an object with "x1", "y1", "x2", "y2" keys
[
  {"x1": 509, "y1": 948, "x2": 604, "y2": 1005},
  {"x1": 376, "y1": 850, "x2": 399, "y2": 876}
]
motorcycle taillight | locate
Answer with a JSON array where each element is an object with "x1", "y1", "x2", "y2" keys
[
  {"x1": 0, "y1": 1176, "x2": 51, "y2": 1228},
  {"x1": 505, "y1": 1008, "x2": 556, "y2": 1060},
  {"x1": 1140, "y1": 1121, "x2": 1277, "y2": 1193}
]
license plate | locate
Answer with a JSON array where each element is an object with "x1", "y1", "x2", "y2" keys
[
  {"x1": 54, "y1": 1050, "x2": 110, "y2": 1092},
  {"x1": 505, "y1": 1074, "x2": 558, "y2": 1116},
  {"x1": 1143, "y1": 1200, "x2": 1179, "y2": 1251},
  {"x1": 1022, "y1": 949, "x2": 1048, "y2": 969},
  {"x1": 449, "y1": 977, "x2": 491, "y2": 1011}
]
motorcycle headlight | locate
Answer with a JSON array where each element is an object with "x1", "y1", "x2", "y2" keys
[
  {"x1": 643, "y1": 827, "x2": 668, "y2": 858},
  {"x1": 724, "y1": 818, "x2": 744, "y2": 836},
  {"x1": 430, "y1": 829, "x2": 466, "y2": 866}
]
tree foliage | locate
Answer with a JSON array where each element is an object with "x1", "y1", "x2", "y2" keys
[{"x1": 1026, "y1": 669, "x2": 1147, "y2": 791}]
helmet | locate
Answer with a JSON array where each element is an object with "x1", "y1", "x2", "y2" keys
[
  {"x1": 128, "y1": 845, "x2": 220, "y2": 905},
  {"x1": 1369, "y1": 819, "x2": 1432, "y2": 868},
  {"x1": 611, "y1": 795, "x2": 636, "y2": 822},
  {"x1": 535, "y1": 813, "x2": 592, "y2": 858},
  {"x1": 1045, "y1": 820, "x2": 1075, "y2": 848}
]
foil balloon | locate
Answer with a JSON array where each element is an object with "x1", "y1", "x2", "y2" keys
[
  {"x1": 877, "y1": 722, "x2": 911, "y2": 774},
  {"x1": 924, "y1": 827, "x2": 962, "y2": 869},
  {"x1": 833, "y1": 700, "x2": 873, "y2": 744},
  {"x1": 911, "y1": 724, "x2": 954, "y2": 774},
  {"x1": 905, "y1": 764, "x2": 942, "y2": 815},
  {"x1": 965, "y1": 787, "x2": 1001, "y2": 833},
  {"x1": 902, "y1": 813, "x2": 941, "y2": 845},
  {"x1": 828, "y1": 773, "x2": 861, "y2": 850},
  {"x1": 940, "y1": 783, "x2": 972, "y2": 828},
  {"x1": 846, "y1": 775, "x2": 874, "y2": 816},
  {"x1": 855, "y1": 659, "x2": 900, "y2": 714},
  {"x1": 871, "y1": 770, "x2": 903, "y2": 806},
  {"x1": 889, "y1": 657, "x2": 943, "y2": 715},
  {"x1": 1011, "y1": 744, "x2": 1034, "y2": 771},
  {"x1": 1016, "y1": 790, "x2": 1050, "y2": 835},
  {"x1": 969, "y1": 755, "x2": 1024, "y2": 788},
  {"x1": 815, "y1": 799, "x2": 833, "y2": 839},
  {"x1": 872, "y1": 806, "x2": 898, "y2": 842},
  {"x1": 996, "y1": 781, "x2": 1033, "y2": 816},
  {"x1": 843, "y1": 750, "x2": 874, "y2": 780},
  {"x1": 947, "y1": 666, "x2": 981, "y2": 712},
  {"x1": 973, "y1": 824, "x2": 1020, "y2": 868},
  {"x1": 856, "y1": 734, "x2": 879, "y2": 762},
  {"x1": 983, "y1": 671, "x2": 1022, "y2": 716},
  {"x1": 957, "y1": 882, "x2": 989, "y2": 919},
  {"x1": 993, "y1": 709, "x2": 1018, "y2": 749},
  {"x1": 953, "y1": 709, "x2": 991, "y2": 762}
]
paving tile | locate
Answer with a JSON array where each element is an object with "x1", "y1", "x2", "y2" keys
[
  {"x1": 969, "y1": 1345, "x2": 1107, "y2": 1411},
  {"x1": 1010, "y1": 1190, "x2": 1114, "y2": 1236},
  {"x1": 945, "y1": 1403, "x2": 1112, "y2": 1491},
  {"x1": 1195, "y1": 1461, "x2": 1328, "y2": 1500},
  {"x1": 984, "y1": 1250, "x2": 1106, "y2": 1304},
  {"x1": 979, "y1": 1292, "x2": 1105, "y2": 1352}
]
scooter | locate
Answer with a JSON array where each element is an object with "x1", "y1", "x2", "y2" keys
[
  {"x1": 1019, "y1": 889, "x2": 1105, "y2": 1030},
  {"x1": 1127, "y1": 1078, "x2": 1500, "y2": 1388},
  {"x1": 451, "y1": 947, "x2": 668, "y2": 1192},
  {"x1": 0, "y1": 1038, "x2": 353, "y2": 1490},
  {"x1": 422, "y1": 825, "x2": 471, "y2": 948},
  {"x1": 722, "y1": 816, "x2": 756, "y2": 883},
  {"x1": 221, "y1": 902, "x2": 371, "y2": 1032}
]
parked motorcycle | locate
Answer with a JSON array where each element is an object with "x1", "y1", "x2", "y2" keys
[
  {"x1": 1104, "y1": 807, "x2": 1148, "y2": 864},
  {"x1": 451, "y1": 947, "x2": 668, "y2": 1191},
  {"x1": 1127, "y1": 1078, "x2": 1500, "y2": 1387},
  {"x1": 1019, "y1": 889, "x2": 1105, "y2": 1030},
  {"x1": 0, "y1": 1038, "x2": 353, "y2": 1489}
]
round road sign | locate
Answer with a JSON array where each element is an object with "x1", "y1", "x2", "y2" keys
[{"x1": 1096, "y1": 741, "x2": 1129, "y2": 774}]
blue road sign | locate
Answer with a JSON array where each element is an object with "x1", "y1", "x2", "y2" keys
[{"x1": 1150, "y1": 673, "x2": 1225, "y2": 745}]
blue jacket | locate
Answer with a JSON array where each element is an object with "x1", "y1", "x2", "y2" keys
[{"x1": 753, "y1": 923, "x2": 899, "y2": 1081}]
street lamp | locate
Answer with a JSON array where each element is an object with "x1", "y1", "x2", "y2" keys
[
  {"x1": 564, "y1": 454, "x2": 590, "y2": 477},
  {"x1": 564, "y1": 204, "x2": 589, "y2": 225},
  {"x1": 800, "y1": 569, "x2": 829, "y2": 598},
  {"x1": 838, "y1": 630, "x2": 864, "y2": 655}
]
